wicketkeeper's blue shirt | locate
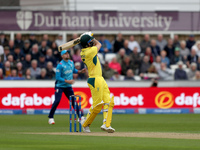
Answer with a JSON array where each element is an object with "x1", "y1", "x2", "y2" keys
[{"x1": 55, "y1": 60, "x2": 78, "y2": 88}]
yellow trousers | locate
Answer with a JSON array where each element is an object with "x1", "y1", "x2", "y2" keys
[
  {"x1": 87, "y1": 76, "x2": 110, "y2": 124},
  {"x1": 87, "y1": 76, "x2": 110, "y2": 106}
]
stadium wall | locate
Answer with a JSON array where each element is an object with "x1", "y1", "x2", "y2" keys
[{"x1": 18, "y1": 0, "x2": 200, "y2": 12}]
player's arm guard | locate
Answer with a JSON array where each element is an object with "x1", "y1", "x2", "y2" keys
[{"x1": 106, "y1": 96, "x2": 114, "y2": 127}]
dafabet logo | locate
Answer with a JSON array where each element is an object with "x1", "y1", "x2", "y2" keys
[
  {"x1": 74, "y1": 91, "x2": 88, "y2": 109},
  {"x1": 155, "y1": 91, "x2": 174, "y2": 109},
  {"x1": 155, "y1": 91, "x2": 200, "y2": 108}
]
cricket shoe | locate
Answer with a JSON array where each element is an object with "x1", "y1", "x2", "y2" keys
[
  {"x1": 48, "y1": 118, "x2": 55, "y2": 125},
  {"x1": 100, "y1": 124, "x2": 115, "y2": 133},
  {"x1": 81, "y1": 116, "x2": 91, "y2": 133}
]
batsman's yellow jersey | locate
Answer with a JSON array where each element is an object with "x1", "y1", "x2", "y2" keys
[{"x1": 80, "y1": 46, "x2": 102, "y2": 77}]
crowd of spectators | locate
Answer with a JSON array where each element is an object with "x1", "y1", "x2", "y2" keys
[
  {"x1": 0, "y1": 32, "x2": 200, "y2": 81},
  {"x1": 100, "y1": 33, "x2": 200, "y2": 81}
]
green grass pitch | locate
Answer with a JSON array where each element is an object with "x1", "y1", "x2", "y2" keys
[{"x1": 1, "y1": 114, "x2": 200, "y2": 150}]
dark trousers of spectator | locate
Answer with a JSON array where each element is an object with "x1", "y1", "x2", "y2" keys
[{"x1": 48, "y1": 87, "x2": 83, "y2": 118}]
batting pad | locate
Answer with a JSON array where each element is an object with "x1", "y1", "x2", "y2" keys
[
  {"x1": 103, "y1": 104, "x2": 109, "y2": 124},
  {"x1": 82, "y1": 103, "x2": 104, "y2": 127},
  {"x1": 106, "y1": 96, "x2": 114, "y2": 127}
]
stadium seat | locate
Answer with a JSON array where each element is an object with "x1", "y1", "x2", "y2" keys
[
  {"x1": 170, "y1": 64, "x2": 187, "y2": 70},
  {"x1": 105, "y1": 53, "x2": 117, "y2": 63},
  {"x1": 97, "y1": 53, "x2": 105, "y2": 64},
  {"x1": 170, "y1": 64, "x2": 190, "y2": 74},
  {"x1": 134, "y1": 76, "x2": 141, "y2": 81},
  {"x1": 184, "y1": 68, "x2": 190, "y2": 73}
]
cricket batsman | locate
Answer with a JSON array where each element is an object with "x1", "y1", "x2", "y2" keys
[{"x1": 80, "y1": 33, "x2": 115, "y2": 133}]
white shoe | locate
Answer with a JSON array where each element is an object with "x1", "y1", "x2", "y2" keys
[
  {"x1": 82, "y1": 126, "x2": 91, "y2": 133},
  {"x1": 100, "y1": 124, "x2": 115, "y2": 133},
  {"x1": 81, "y1": 116, "x2": 91, "y2": 133},
  {"x1": 48, "y1": 118, "x2": 55, "y2": 124}
]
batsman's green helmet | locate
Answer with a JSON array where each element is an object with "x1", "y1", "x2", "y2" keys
[{"x1": 80, "y1": 34, "x2": 94, "y2": 47}]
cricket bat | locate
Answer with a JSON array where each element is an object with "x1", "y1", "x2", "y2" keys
[
  {"x1": 58, "y1": 32, "x2": 93, "y2": 52},
  {"x1": 58, "y1": 37, "x2": 80, "y2": 52}
]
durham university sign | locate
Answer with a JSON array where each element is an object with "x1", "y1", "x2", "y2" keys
[{"x1": 0, "y1": 11, "x2": 199, "y2": 31}]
